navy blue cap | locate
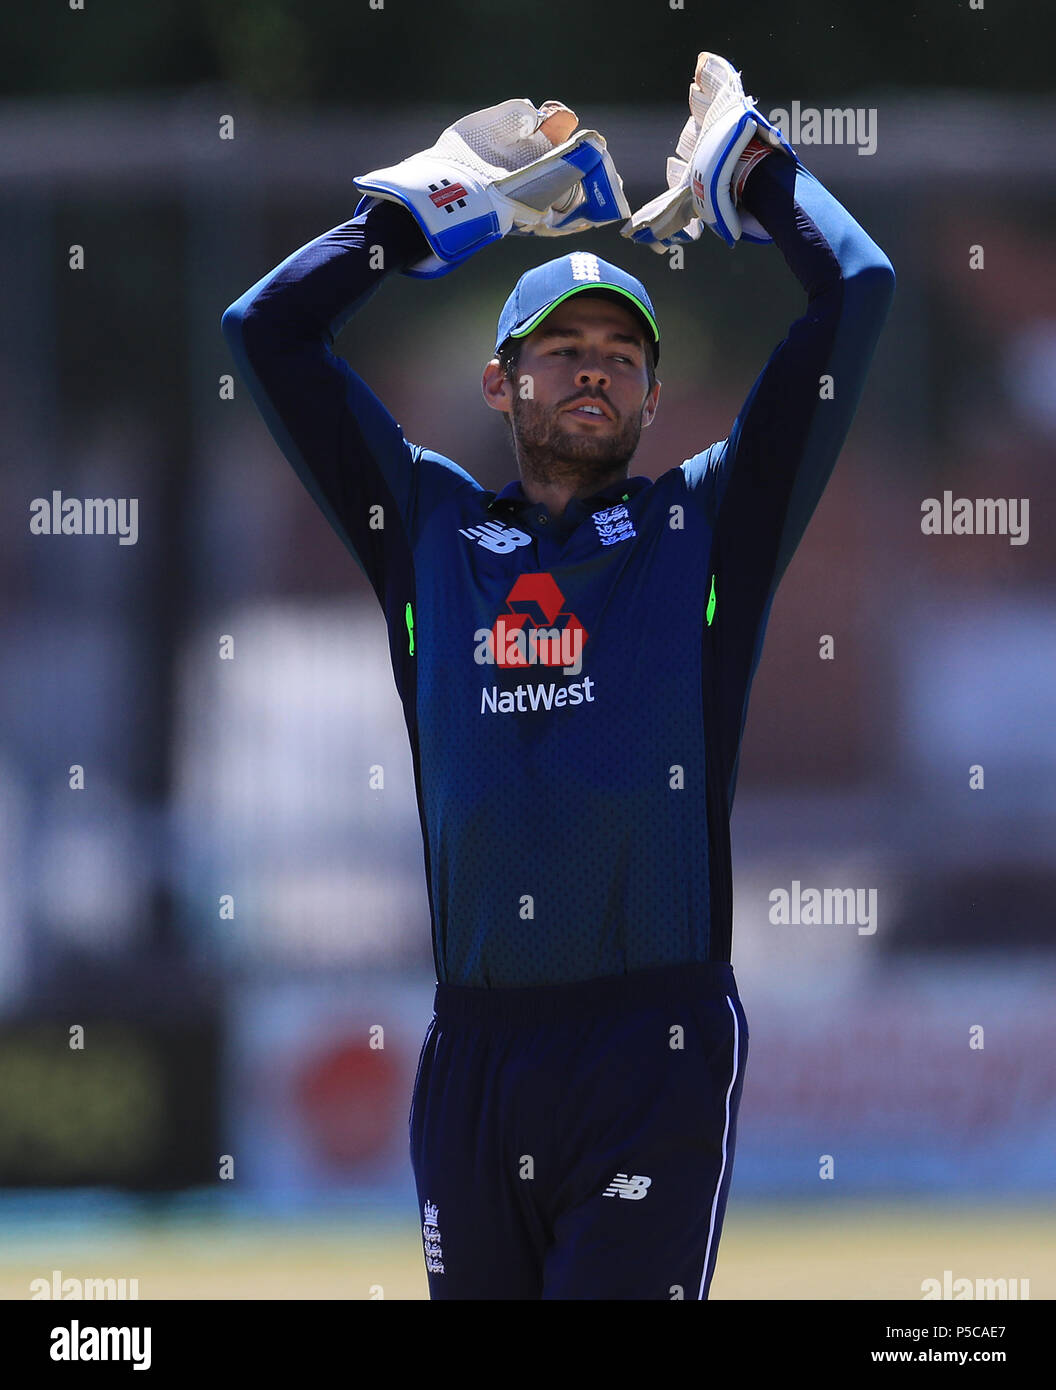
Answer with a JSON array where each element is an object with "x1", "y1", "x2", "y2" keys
[{"x1": 495, "y1": 251, "x2": 660, "y2": 364}]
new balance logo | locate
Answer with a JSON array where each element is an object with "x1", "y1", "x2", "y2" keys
[
  {"x1": 459, "y1": 520, "x2": 533, "y2": 554},
  {"x1": 602, "y1": 1173, "x2": 652, "y2": 1200}
]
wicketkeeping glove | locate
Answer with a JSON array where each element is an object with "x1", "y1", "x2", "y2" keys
[
  {"x1": 354, "y1": 99, "x2": 631, "y2": 278},
  {"x1": 622, "y1": 52, "x2": 797, "y2": 252}
]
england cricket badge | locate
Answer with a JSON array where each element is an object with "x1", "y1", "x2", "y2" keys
[
  {"x1": 422, "y1": 1200, "x2": 445, "y2": 1275},
  {"x1": 591, "y1": 502, "x2": 636, "y2": 547}
]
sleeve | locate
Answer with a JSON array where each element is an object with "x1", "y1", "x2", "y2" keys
[
  {"x1": 684, "y1": 153, "x2": 895, "y2": 804},
  {"x1": 220, "y1": 197, "x2": 483, "y2": 606}
]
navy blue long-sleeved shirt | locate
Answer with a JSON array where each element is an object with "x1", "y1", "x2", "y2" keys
[{"x1": 221, "y1": 154, "x2": 894, "y2": 987}]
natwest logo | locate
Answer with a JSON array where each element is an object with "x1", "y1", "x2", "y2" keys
[{"x1": 473, "y1": 572, "x2": 587, "y2": 676}]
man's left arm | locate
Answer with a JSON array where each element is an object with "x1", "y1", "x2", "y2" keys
[
  {"x1": 684, "y1": 151, "x2": 895, "y2": 595},
  {"x1": 683, "y1": 151, "x2": 894, "y2": 807}
]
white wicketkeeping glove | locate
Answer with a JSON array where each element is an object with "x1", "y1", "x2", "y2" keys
[
  {"x1": 354, "y1": 99, "x2": 631, "y2": 278},
  {"x1": 622, "y1": 53, "x2": 797, "y2": 253}
]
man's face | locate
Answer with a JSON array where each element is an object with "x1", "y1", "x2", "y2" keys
[{"x1": 483, "y1": 295, "x2": 660, "y2": 480}]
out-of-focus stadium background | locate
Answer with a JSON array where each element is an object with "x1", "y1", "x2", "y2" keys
[{"x1": 1, "y1": 2, "x2": 1053, "y2": 1299}]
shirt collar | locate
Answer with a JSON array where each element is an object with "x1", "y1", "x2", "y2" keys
[{"x1": 486, "y1": 474, "x2": 651, "y2": 518}]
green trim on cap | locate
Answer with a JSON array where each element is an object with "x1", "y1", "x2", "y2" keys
[{"x1": 509, "y1": 283, "x2": 660, "y2": 350}]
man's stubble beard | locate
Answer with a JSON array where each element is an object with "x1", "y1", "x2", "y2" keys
[{"x1": 508, "y1": 394, "x2": 644, "y2": 490}]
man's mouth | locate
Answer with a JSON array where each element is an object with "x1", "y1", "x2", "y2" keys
[{"x1": 563, "y1": 398, "x2": 614, "y2": 422}]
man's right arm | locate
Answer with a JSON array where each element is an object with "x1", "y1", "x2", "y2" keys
[{"x1": 220, "y1": 198, "x2": 481, "y2": 601}]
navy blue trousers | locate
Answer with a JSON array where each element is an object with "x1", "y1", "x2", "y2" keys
[{"x1": 409, "y1": 962, "x2": 748, "y2": 1300}]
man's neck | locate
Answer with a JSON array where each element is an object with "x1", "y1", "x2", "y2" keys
[{"x1": 519, "y1": 467, "x2": 629, "y2": 518}]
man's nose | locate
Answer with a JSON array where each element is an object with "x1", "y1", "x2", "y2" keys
[{"x1": 575, "y1": 355, "x2": 609, "y2": 387}]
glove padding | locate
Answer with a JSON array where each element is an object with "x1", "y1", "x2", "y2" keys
[
  {"x1": 622, "y1": 52, "x2": 796, "y2": 252},
  {"x1": 354, "y1": 99, "x2": 631, "y2": 278}
]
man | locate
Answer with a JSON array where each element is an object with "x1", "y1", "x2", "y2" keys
[{"x1": 222, "y1": 53, "x2": 894, "y2": 1299}]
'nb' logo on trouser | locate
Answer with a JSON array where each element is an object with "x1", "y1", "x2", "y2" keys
[{"x1": 602, "y1": 1173, "x2": 652, "y2": 1200}]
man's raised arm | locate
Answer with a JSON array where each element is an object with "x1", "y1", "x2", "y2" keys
[
  {"x1": 690, "y1": 150, "x2": 895, "y2": 593},
  {"x1": 689, "y1": 148, "x2": 893, "y2": 802},
  {"x1": 221, "y1": 199, "x2": 475, "y2": 604},
  {"x1": 624, "y1": 51, "x2": 894, "y2": 806}
]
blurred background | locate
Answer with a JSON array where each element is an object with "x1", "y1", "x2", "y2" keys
[{"x1": 1, "y1": 0, "x2": 1053, "y2": 1299}]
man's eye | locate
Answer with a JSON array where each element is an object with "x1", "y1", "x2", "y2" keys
[{"x1": 550, "y1": 348, "x2": 634, "y2": 363}]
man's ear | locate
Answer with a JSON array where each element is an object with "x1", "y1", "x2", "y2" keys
[
  {"x1": 482, "y1": 358, "x2": 514, "y2": 415},
  {"x1": 641, "y1": 377, "x2": 661, "y2": 429}
]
